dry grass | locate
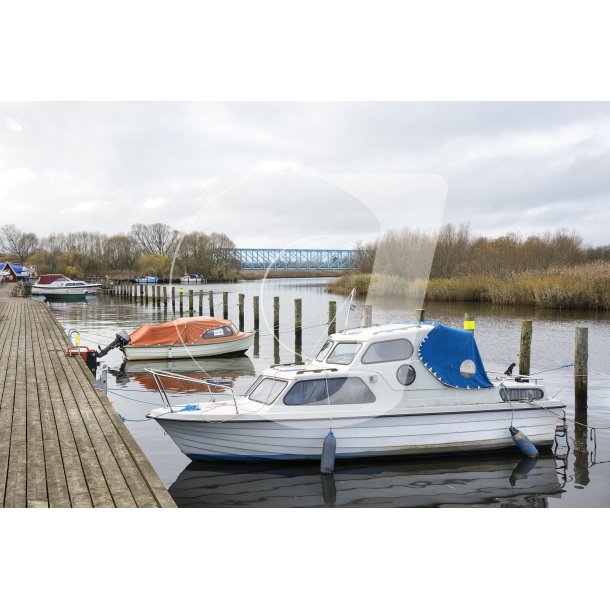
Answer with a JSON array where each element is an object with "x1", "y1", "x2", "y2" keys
[{"x1": 328, "y1": 261, "x2": 610, "y2": 310}]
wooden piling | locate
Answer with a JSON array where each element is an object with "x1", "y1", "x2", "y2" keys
[
  {"x1": 162, "y1": 286, "x2": 167, "y2": 308},
  {"x1": 188, "y1": 290, "x2": 194, "y2": 316},
  {"x1": 171, "y1": 286, "x2": 175, "y2": 313},
  {"x1": 156, "y1": 285, "x2": 161, "y2": 307},
  {"x1": 274, "y1": 296, "x2": 280, "y2": 338},
  {"x1": 295, "y1": 298, "x2": 302, "y2": 363},
  {"x1": 416, "y1": 309, "x2": 425, "y2": 322},
  {"x1": 144, "y1": 284, "x2": 149, "y2": 305},
  {"x1": 179, "y1": 287, "x2": 184, "y2": 316},
  {"x1": 208, "y1": 291, "x2": 214, "y2": 317},
  {"x1": 363, "y1": 304, "x2": 373, "y2": 328},
  {"x1": 328, "y1": 301, "x2": 337, "y2": 335},
  {"x1": 519, "y1": 320, "x2": 532, "y2": 377},
  {"x1": 575, "y1": 327, "x2": 588, "y2": 410},
  {"x1": 140, "y1": 283, "x2": 144, "y2": 304},
  {"x1": 253, "y1": 295, "x2": 260, "y2": 331},
  {"x1": 223, "y1": 292, "x2": 228, "y2": 320},
  {"x1": 238, "y1": 293, "x2": 245, "y2": 331},
  {"x1": 198, "y1": 290, "x2": 203, "y2": 316}
]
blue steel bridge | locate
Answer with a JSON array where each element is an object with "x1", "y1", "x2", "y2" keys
[{"x1": 232, "y1": 248, "x2": 360, "y2": 271}]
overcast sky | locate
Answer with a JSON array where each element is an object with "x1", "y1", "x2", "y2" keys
[{"x1": 1, "y1": 102, "x2": 609, "y2": 248}]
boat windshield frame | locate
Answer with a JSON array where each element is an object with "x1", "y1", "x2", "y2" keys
[
  {"x1": 248, "y1": 377, "x2": 288, "y2": 405},
  {"x1": 325, "y1": 341, "x2": 362, "y2": 365}
]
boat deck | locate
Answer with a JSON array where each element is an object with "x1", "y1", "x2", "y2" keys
[{"x1": 0, "y1": 283, "x2": 175, "y2": 507}]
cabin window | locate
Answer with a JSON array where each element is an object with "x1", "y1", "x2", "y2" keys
[
  {"x1": 315, "y1": 340, "x2": 333, "y2": 361},
  {"x1": 361, "y1": 338, "x2": 414, "y2": 364},
  {"x1": 500, "y1": 387, "x2": 544, "y2": 401},
  {"x1": 283, "y1": 377, "x2": 376, "y2": 405},
  {"x1": 459, "y1": 359, "x2": 476, "y2": 378},
  {"x1": 396, "y1": 364, "x2": 416, "y2": 386},
  {"x1": 326, "y1": 342, "x2": 361, "y2": 365},
  {"x1": 249, "y1": 378, "x2": 288, "y2": 404},
  {"x1": 203, "y1": 326, "x2": 233, "y2": 339}
]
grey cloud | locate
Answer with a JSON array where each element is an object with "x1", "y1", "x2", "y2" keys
[{"x1": 0, "y1": 102, "x2": 608, "y2": 246}]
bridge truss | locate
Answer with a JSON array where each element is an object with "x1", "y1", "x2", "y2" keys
[{"x1": 235, "y1": 248, "x2": 360, "y2": 271}]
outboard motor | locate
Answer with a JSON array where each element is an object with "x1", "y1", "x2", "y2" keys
[{"x1": 97, "y1": 330, "x2": 131, "y2": 358}]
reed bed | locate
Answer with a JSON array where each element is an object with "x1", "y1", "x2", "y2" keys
[{"x1": 328, "y1": 261, "x2": 610, "y2": 310}]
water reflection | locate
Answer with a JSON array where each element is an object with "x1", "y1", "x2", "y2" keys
[
  {"x1": 110, "y1": 356, "x2": 255, "y2": 394},
  {"x1": 169, "y1": 454, "x2": 564, "y2": 508},
  {"x1": 573, "y1": 408, "x2": 591, "y2": 488}
]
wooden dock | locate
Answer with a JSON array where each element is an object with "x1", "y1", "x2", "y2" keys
[{"x1": 0, "y1": 284, "x2": 175, "y2": 507}]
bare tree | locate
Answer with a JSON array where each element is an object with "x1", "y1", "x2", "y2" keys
[
  {"x1": 0, "y1": 224, "x2": 40, "y2": 261},
  {"x1": 131, "y1": 223, "x2": 181, "y2": 256}
]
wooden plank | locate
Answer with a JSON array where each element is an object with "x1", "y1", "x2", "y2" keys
[
  {"x1": 29, "y1": 304, "x2": 93, "y2": 507},
  {"x1": 31, "y1": 304, "x2": 117, "y2": 507},
  {"x1": 27, "y1": 303, "x2": 71, "y2": 507},
  {"x1": 24, "y1": 301, "x2": 49, "y2": 507},
  {"x1": 0, "y1": 300, "x2": 19, "y2": 506}
]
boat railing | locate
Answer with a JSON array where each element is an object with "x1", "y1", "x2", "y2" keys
[{"x1": 145, "y1": 369, "x2": 239, "y2": 414}]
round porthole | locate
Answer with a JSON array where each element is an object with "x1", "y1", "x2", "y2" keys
[
  {"x1": 460, "y1": 359, "x2": 476, "y2": 378},
  {"x1": 397, "y1": 364, "x2": 416, "y2": 386}
]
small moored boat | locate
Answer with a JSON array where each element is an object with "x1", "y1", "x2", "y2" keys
[
  {"x1": 135, "y1": 276, "x2": 158, "y2": 284},
  {"x1": 31, "y1": 274, "x2": 102, "y2": 300},
  {"x1": 146, "y1": 322, "x2": 566, "y2": 462},
  {"x1": 121, "y1": 316, "x2": 253, "y2": 361}
]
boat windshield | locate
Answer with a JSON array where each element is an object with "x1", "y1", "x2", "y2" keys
[
  {"x1": 326, "y1": 342, "x2": 361, "y2": 365},
  {"x1": 203, "y1": 326, "x2": 233, "y2": 339},
  {"x1": 315, "y1": 340, "x2": 334, "y2": 361},
  {"x1": 248, "y1": 378, "x2": 288, "y2": 405}
]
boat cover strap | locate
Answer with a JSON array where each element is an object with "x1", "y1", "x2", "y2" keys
[{"x1": 417, "y1": 324, "x2": 493, "y2": 389}]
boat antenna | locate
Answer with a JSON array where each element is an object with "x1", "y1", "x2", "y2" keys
[{"x1": 343, "y1": 288, "x2": 356, "y2": 331}]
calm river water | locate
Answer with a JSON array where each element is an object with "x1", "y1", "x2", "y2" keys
[{"x1": 36, "y1": 278, "x2": 610, "y2": 507}]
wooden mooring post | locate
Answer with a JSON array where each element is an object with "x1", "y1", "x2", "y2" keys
[
  {"x1": 273, "y1": 296, "x2": 280, "y2": 338},
  {"x1": 253, "y1": 294, "x2": 260, "y2": 357},
  {"x1": 156, "y1": 285, "x2": 161, "y2": 307},
  {"x1": 188, "y1": 289, "x2": 194, "y2": 316},
  {"x1": 238, "y1": 294, "x2": 245, "y2": 331},
  {"x1": 171, "y1": 286, "x2": 176, "y2": 313},
  {"x1": 163, "y1": 286, "x2": 167, "y2": 309},
  {"x1": 253, "y1": 295, "x2": 260, "y2": 332},
  {"x1": 464, "y1": 312, "x2": 475, "y2": 332},
  {"x1": 363, "y1": 304, "x2": 373, "y2": 327},
  {"x1": 140, "y1": 283, "x2": 144, "y2": 304},
  {"x1": 223, "y1": 292, "x2": 229, "y2": 320},
  {"x1": 198, "y1": 290, "x2": 203, "y2": 316},
  {"x1": 295, "y1": 298, "x2": 302, "y2": 363},
  {"x1": 179, "y1": 287, "x2": 184, "y2": 316},
  {"x1": 575, "y1": 327, "x2": 588, "y2": 410},
  {"x1": 328, "y1": 300, "x2": 336, "y2": 335},
  {"x1": 208, "y1": 291, "x2": 214, "y2": 317},
  {"x1": 144, "y1": 284, "x2": 149, "y2": 305},
  {"x1": 416, "y1": 309, "x2": 425, "y2": 322},
  {"x1": 519, "y1": 320, "x2": 532, "y2": 378}
]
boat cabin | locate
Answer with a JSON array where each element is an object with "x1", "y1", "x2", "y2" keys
[{"x1": 239, "y1": 323, "x2": 541, "y2": 410}]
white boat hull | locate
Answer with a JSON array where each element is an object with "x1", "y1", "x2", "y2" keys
[
  {"x1": 123, "y1": 333, "x2": 254, "y2": 361},
  {"x1": 31, "y1": 285, "x2": 101, "y2": 296},
  {"x1": 153, "y1": 403, "x2": 561, "y2": 461}
]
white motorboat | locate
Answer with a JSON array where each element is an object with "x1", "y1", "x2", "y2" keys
[
  {"x1": 121, "y1": 316, "x2": 254, "y2": 361},
  {"x1": 31, "y1": 274, "x2": 102, "y2": 300},
  {"x1": 146, "y1": 322, "x2": 566, "y2": 462}
]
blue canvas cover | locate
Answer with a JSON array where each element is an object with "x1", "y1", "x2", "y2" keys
[{"x1": 417, "y1": 324, "x2": 493, "y2": 389}]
